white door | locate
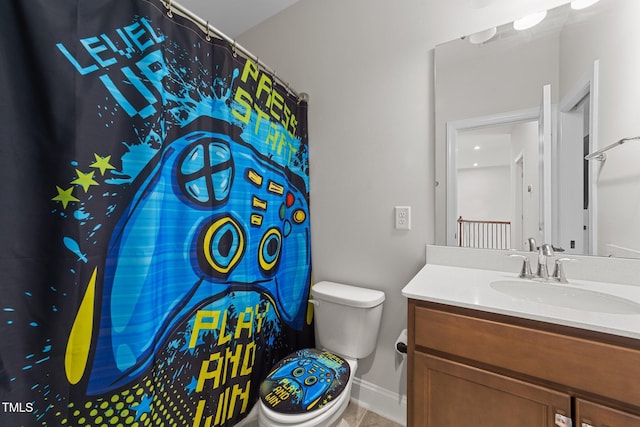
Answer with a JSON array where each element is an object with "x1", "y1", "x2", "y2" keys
[
  {"x1": 558, "y1": 99, "x2": 588, "y2": 255},
  {"x1": 514, "y1": 154, "x2": 524, "y2": 250},
  {"x1": 556, "y1": 60, "x2": 599, "y2": 255},
  {"x1": 538, "y1": 84, "x2": 552, "y2": 245}
]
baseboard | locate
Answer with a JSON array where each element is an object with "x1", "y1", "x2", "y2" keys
[{"x1": 350, "y1": 377, "x2": 407, "y2": 426}]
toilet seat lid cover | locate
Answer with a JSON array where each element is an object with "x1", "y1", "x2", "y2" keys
[{"x1": 259, "y1": 348, "x2": 350, "y2": 414}]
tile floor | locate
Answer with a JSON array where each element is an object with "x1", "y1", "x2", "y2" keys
[{"x1": 330, "y1": 401, "x2": 403, "y2": 427}]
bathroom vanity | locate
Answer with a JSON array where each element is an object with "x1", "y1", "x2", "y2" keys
[{"x1": 402, "y1": 247, "x2": 640, "y2": 427}]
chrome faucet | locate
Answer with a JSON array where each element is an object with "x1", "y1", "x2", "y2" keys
[
  {"x1": 536, "y1": 243, "x2": 554, "y2": 279},
  {"x1": 526, "y1": 237, "x2": 537, "y2": 252},
  {"x1": 510, "y1": 243, "x2": 575, "y2": 283}
]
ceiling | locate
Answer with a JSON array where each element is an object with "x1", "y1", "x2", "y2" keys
[{"x1": 175, "y1": 0, "x2": 301, "y2": 39}]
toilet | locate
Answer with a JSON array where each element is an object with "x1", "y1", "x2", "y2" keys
[{"x1": 257, "y1": 281, "x2": 385, "y2": 427}]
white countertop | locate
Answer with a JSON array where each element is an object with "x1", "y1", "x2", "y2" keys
[{"x1": 402, "y1": 263, "x2": 640, "y2": 340}]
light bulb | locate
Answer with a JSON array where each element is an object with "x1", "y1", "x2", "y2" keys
[
  {"x1": 469, "y1": 27, "x2": 497, "y2": 44},
  {"x1": 513, "y1": 10, "x2": 547, "y2": 31}
]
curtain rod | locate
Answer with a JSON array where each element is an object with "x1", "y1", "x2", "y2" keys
[
  {"x1": 158, "y1": 0, "x2": 308, "y2": 102},
  {"x1": 584, "y1": 136, "x2": 640, "y2": 161}
]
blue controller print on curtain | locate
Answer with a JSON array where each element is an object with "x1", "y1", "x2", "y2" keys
[
  {"x1": 85, "y1": 129, "x2": 311, "y2": 394},
  {"x1": 0, "y1": 1, "x2": 312, "y2": 426}
]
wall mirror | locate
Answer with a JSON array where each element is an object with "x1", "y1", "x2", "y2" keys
[{"x1": 434, "y1": 0, "x2": 640, "y2": 258}]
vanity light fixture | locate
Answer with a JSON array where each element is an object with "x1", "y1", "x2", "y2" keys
[
  {"x1": 570, "y1": 0, "x2": 600, "y2": 10},
  {"x1": 469, "y1": 27, "x2": 497, "y2": 44},
  {"x1": 513, "y1": 10, "x2": 547, "y2": 31},
  {"x1": 473, "y1": 145, "x2": 481, "y2": 150}
]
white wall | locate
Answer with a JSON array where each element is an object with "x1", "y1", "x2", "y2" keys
[
  {"x1": 237, "y1": 0, "x2": 569, "y2": 421},
  {"x1": 458, "y1": 165, "x2": 511, "y2": 221}
]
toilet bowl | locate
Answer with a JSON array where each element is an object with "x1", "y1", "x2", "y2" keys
[{"x1": 257, "y1": 281, "x2": 385, "y2": 427}]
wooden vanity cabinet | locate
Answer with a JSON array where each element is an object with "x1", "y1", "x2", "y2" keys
[
  {"x1": 576, "y1": 400, "x2": 640, "y2": 427},
  {"x1": 407, "y1": 300, "x2": 640, "y2": 427},
  {"x1": 414, "y1": 352, "x2": 571, "y2": 426}
]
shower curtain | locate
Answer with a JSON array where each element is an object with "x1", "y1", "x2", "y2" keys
[{"x1": 0, "y1": 1, "x2": 312, "y2": 426}]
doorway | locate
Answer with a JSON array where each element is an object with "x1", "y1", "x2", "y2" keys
[
  {"x1": 446, "y1": 108, "x2": 541, "y2": 250},
  {"x1": 557, "y1": 61, "x2": 599, "y2": 255}
]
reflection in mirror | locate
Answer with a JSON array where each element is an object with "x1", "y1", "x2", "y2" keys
[
  {"x1": 434, "y1": 0, "x2": 640, "y2": 258},
  {"x1": 456, "y1": 120, "x2": 539, "y2": 251}
]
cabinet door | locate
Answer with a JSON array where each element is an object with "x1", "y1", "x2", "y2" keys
[
  {"x1": 576, "y1": 399, "x2": 640, "y2": 427},
  {"x1": 412, "y1": 352, "x2": 571, "y2": 427}
]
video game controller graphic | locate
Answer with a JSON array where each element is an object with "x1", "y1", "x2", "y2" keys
[
  {"x1": 86, "y1": 128, "x2": 310, "y2": 394},
  {"x1": 267, "y1": 357, "x2": 336, "y2": 409}
]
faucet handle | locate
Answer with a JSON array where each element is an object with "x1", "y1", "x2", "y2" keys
[
  {"x1": 552, "y1": 258, "x2": 575, "y2": 284},
  {"x1": 509, "y1": 254, "x2": 533, "y2": 279}
]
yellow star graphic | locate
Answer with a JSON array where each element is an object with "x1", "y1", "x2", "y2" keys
[
  {"x1": 52, "y1": 186, "x2": 80, "y2": 209},
  {"x1": 71, "y1": 169, "x2": 99, "y2": 192},
  {"x1": 90, "y1": 154, "x2": 116, "y2": 176}
]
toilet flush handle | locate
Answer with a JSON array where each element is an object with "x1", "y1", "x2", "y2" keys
[{"x1": 308, "y1": 299, "x2": 319, "y2": 306}]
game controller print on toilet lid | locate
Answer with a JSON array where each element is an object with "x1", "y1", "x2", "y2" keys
[{"x1": 259, "y1": 348, "x2": 350, "y2": 414}]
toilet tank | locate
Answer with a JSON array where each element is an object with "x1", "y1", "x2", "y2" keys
[{"x1": 311, "y1": 281, "x2": 385, "y2": 359}]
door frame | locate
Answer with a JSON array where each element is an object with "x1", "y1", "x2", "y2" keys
[{"x1": 445, "y1": 107, "x2": 540, "y2": 247}]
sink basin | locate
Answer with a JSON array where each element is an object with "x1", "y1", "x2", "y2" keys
[{"x1": 490, "y1": 280, "x2": 640, "y2": 314}]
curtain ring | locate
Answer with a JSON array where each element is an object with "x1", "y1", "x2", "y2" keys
[
  {"x1": 167, "y1": 0, "x2": 173, "y2": 17},
  {"x1": 298, "y1": 92, "x2": 309, "y2": 104},
  {"x1": 205, "y1": 21, "x2": 211, "y2": 41},
  {"x1": 232, "y1": 40, "x2": 238, "y2": 57}
]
